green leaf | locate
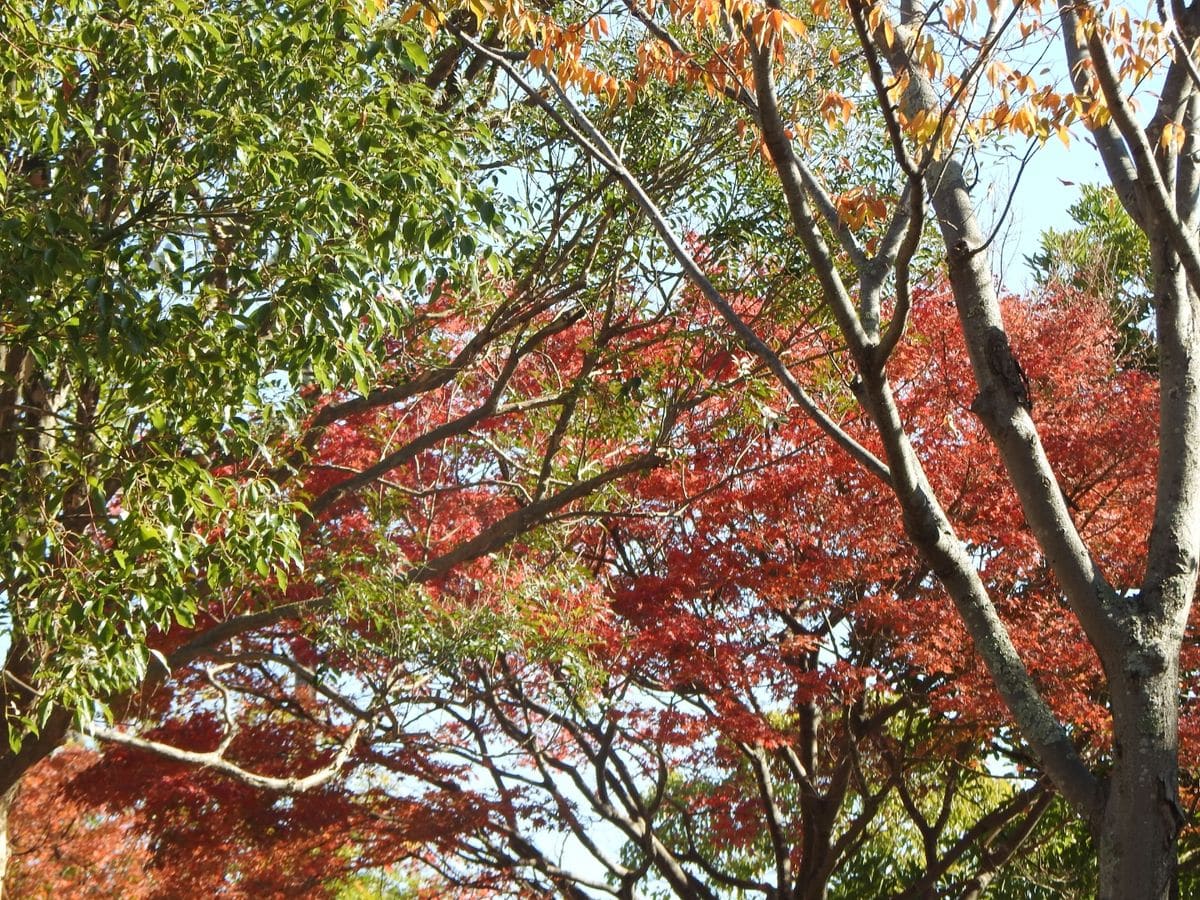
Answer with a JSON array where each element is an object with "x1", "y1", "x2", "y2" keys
[
  {"x1": 402, "y1": 39, "x2": 428, "y2": 69},
  {"x1": 310, "y1": 135, "x2": 336, "y2": 159}
]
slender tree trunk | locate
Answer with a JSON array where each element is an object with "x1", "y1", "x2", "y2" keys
[{"x1": 1098, "y1": 651, "x2": 1184, "y2": 900}]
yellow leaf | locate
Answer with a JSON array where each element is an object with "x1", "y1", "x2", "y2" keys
[
  {"x1": 1161, "y1": 121, "x2": 1186, "y2": 152},
  {"x1": 782, "y1": 11, "x2": 807, "y2": 37},
  {"x1": 1012, "y1": 103, "x2": 1035, "y2": 135},
  {"x1": 422, "y1": 6, "x2": 440, "y2": 36}
]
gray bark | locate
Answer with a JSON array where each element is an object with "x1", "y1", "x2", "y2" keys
[{"x1": 1099, "y1": 656, "x2": 1183, "y2": 898}]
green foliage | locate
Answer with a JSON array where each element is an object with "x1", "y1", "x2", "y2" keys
[
  {"x1": 1028, "y1": 184, "x2": 1153, "y2": 367},
  {"x1": 0, "y1": 0, "x2": 493, "y2": 743},
  {"x1": 829, "y1": 767, "x2": 1146, "y2": 899},
  {"x1": 983, "y1": 799, "x2": 1096, "y2": 899},
  {"x1": 826, "y1": 769, "x2": 1051, "y2": 898},
  {"x1": 330, "y1": 863, "x2": 426, "y2": 898}
]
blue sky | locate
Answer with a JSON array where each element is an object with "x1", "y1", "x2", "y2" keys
[{"x1": 984, "y1": 133, "x2": 1099, "y2": 291}]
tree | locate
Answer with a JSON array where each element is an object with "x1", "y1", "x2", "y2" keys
[
  {"x1": 0, "y1": 0, "x2": 688, "y2": 889},
  {"x1": 0, "y1": 0, "x2": 481, "y2": 715},
  {"x1": 400, "y1": 281, "x2": 1165, "y2": 897},
  {"x1": 393, "y1": 0, "x2": 1200, "y2": 891},
  {"x1": 3, "y1": 26, "x2": 786, "y2": 892},
  {"x1": 8, "y1": 0, "x2": 1200, "y2": 894}
]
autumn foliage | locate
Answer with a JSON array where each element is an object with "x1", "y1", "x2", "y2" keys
[
  {"x1": 7, "y1": 279, "x2": 1179, "y2": 895},
  {"x1": 7, "y1": 0, "x2": 1200, "y2": 890}
]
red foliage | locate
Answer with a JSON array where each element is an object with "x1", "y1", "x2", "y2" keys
[
  {"x1": 9, "y1": 280, "x2": 1178, "y2": 892},
  {"x1": 7, "y1": 746, "x2": 159, "y2": 898}
]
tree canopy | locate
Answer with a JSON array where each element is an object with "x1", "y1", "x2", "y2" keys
[{"x1": 3, "y1": 0, "x2": 1200, "y2": 896}]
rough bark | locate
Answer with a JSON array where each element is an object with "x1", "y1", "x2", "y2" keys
[{"x1": 1098, "y1": 656, "x2": 1183, "y2": 899}]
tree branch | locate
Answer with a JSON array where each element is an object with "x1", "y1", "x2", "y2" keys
[
  {"x1": 86, "y1": 717, "x2": 367, "y2": 793},
  {"x1": 450, "y1": 28, "x2": 894, "y2": 485}
]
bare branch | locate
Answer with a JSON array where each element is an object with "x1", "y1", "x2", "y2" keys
[{"x1": 86, "y1": 717, "x2": 367, "y2": 793}]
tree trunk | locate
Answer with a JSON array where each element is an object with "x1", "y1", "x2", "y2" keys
[{"x1": 1098, "y1": 655, "x2": 1183, "y2": 899}]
